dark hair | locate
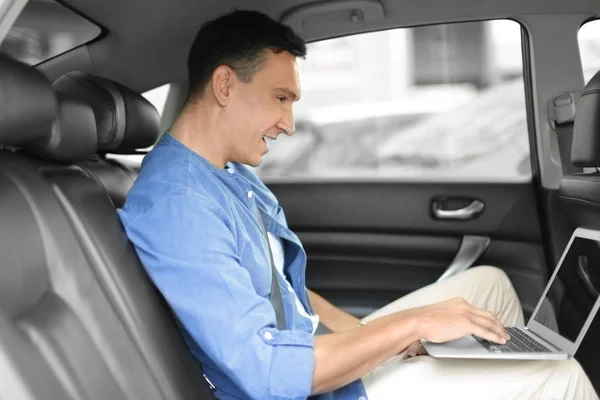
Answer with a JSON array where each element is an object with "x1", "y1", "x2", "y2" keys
[{"x1": 186, "y1": 10, "x2": 306, "y2": 102}]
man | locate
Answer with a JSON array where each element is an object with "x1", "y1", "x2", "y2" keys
[{"x1": 118, "y1": 9, "x2": 598, "y2": 400}]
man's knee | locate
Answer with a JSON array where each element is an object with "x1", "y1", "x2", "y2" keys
[
  {"x1": 468, "y1": 265, "x2": 512, "y2": 289},
  {"x1": 556, "y1": 358, "x2": 586, "y2": 379}
]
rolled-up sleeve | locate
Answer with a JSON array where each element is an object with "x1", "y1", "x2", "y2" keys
[{"x1": 121, "y1": 192, "x2": 315, "y2": 400}]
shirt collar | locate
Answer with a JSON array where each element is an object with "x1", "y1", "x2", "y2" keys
[{"x1": 161, "y1": 131, "x2": 233, "y2": 178}]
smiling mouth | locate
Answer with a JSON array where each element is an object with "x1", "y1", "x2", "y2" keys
[{"x1": 262, "y1": 135, "x2": 276, "y2": 146}]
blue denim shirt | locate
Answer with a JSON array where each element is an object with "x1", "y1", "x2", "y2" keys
[{"x1": 118, "y1": 133, "x2": 368, "y2": 400}]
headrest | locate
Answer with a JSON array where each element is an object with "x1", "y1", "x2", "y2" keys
[
  {"x1": 572, "y1": 70, "x2": 600, "y2": 167},
  {"x1": 0, "y1": 56, "x2": 57, "y2": 149},
  {"x1": 53, "y1": 72, "x2": 161, "y2": 153},
  {"x1": 0, "y1": 56, "x2": 97, "y2": 162},
  {"x1": 47, "y1": 94, "x2": 97, "y2": 162}
]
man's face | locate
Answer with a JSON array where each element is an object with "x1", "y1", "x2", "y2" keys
[{"x1": 226, "y1": 50, "x2": 300, "y2": 167}]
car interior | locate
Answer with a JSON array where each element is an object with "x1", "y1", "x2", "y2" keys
[{"x1": 2, "y1": 0, "x2": 600, "y2": 398}]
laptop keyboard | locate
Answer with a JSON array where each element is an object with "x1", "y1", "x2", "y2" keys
[{"x1": 474, "y1": 327, "x2": 553, "y2": 353}]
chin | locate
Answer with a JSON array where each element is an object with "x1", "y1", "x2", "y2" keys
[{"x1": 246, "y1": 157, "x2": 263, "y2": 168}]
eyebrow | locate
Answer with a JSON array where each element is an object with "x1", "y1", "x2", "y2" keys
[{"x1": 274, "y1": 88, "x2": 300, "y2": 101}]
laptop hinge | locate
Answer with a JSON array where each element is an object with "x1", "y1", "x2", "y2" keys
[{"x1": 524, "y1": 327, "x2": 563, "y2": 352}]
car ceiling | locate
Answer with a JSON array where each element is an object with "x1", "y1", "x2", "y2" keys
[{"x1": 38, "y1": 0, "x2": 599, "y2": 93}]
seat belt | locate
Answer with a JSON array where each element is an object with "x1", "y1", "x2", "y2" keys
[
  {"x1": 256, "y1": 208, "x2": 333, "y2": 335},
  {"x1": 314, "y1": 322, "x2": 332, "y2": 335},
  {"x1": 200, "y1": 209, "x2": 288, "y2": 394},
  {"x1": 255, "y1": 208, "x2": 287, "y2": 330},
  {"x1": 548, "y1": 92, "x2": 581, "y2": 175}
]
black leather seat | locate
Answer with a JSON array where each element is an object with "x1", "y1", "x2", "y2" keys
[
  {"x1": 0, "y1": 56, "x2": 214, "y2": 399},
  {"x1": 560, "y1": 70, "x2": 600, "y2": 228},
  {"x1": 53, "y1": 72, "x2": 161, "y2": 208},
  {"x1": 558, "y1": 69, "x2": 600, "y2": 389}
]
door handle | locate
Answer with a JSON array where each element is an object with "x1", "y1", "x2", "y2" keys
[{"x1": 432, "y1": 199, "x2": 485, "y2": 221}]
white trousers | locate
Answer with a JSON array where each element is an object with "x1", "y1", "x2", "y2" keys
[{"x1": 361, "y1": 266, "x2": 599, "y2": 400}]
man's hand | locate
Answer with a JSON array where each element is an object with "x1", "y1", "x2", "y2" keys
[{"x1": 410, "y1": 297, "x2": 510, "y2": 344}]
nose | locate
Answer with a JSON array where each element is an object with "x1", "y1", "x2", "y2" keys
[{"x1": 276, "y1": 109, "x2": 295, "y2": 136}]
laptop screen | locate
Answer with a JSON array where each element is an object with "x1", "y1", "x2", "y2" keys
[{"x1": 533, "y1": 236, "x2": 600, "y2": 342}]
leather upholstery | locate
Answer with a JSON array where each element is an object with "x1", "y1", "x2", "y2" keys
[
  {"x1": 42, "y1": 159, "x2": 215, "y2": 400},
  {"x1": 572, "y1": 69, "x2": 600, "y2": 168},
  {"x1": 560, "y1": 174, "x2": 600, "y2": 208},
  {"x1": 559, "y1": 173, "x2": 600, "y2": 229},
  {"x1": 0, "y1": 56, "x2": 57, "y2": 150},
  {"x1": 80, "y1": 157, "x2": 135, "y2": 207},
  {"x1": 0, "y1": 57, "x2": 215, "y2": 399},
  {"x1": 557, "y1": 72, "x2": 600, "y2": 369},
  {"x1": 44, "y1": 94, "x2": 97, "y2": 162},
  {"x1": 0, "y1": 153, "x2": 168, "y2": 400},
  {"x1": 560, "y1": 69, "x2": 600, "y2": 230},
  {"x1": 0, "y1": 56, "x2": 96, "y2": 162},
  {"x1": 53, "y1": 72, "x2": 161, "y2": 152},
  {"x1": 54, "y1": 72, "x2": 163, "y2": 206}
]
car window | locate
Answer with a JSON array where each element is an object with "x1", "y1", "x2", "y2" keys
[
  {"x1": 142, "y1": 83, "x2": 171, "y2": 117},
  {"x1": 578, "y1": 20, "x2": 600, "y2": 83},
  {"x1": 253, "y1": 20, "x2": 530, "y2": 182}
]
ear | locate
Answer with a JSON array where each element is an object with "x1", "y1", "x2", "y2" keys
[{"x1": 210, "y1": 65, "x2": 234, "y2": 107}]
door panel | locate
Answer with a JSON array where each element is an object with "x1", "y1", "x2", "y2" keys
[
  {"x1": 272, "y1": 182, "x2": 541, "y2": 240},
  {"x1": 300, "y1": 233, "x2": 460, "y2": 317},
  {"x1": 270, "y1": 181, "x2": 548, "y2": 319}
]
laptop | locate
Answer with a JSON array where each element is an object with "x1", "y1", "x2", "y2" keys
[{"x1": 422, "y1": 227, "x2": 600, "y2": 360}]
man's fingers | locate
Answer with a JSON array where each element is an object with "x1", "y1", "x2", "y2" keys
[
  {"x1": 472, "y1": 314, "x2": 508, "y2": 338},
  {"x1": 471, "y1": 324, "x2": 507, "y2": 344},
  {"x1": 470, "y1": 308, "x2": 509, "y2": 339},
  {"x1": 470, "y1": 315, "x2": 508, "y2": 344}
]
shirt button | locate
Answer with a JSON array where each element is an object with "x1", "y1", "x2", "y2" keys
[
  {"x1": 264, "y1": 331, "x2": 273, "y2": 340},
  {"x1": 358, "y1": 397, "x2": 366, "y2": 400},
  {"x1": 247, "y1": 191, "x2": 253, "y2": 198},
  {"x1": 287, "y1": 286, "x2": 294, "y2": 293}
]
